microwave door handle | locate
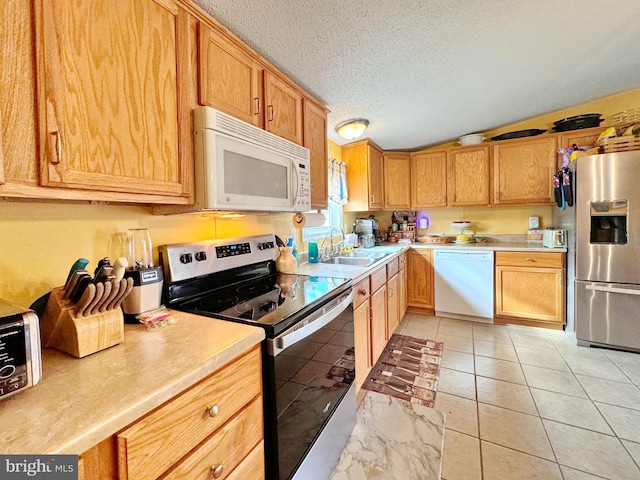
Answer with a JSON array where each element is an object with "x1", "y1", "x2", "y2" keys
[
  {"x1": 268, "y1": 289, "x2": 354, "y2": 356},
  {"x1": 292, "y1": 162, "x2": 299, "y2": 205}
]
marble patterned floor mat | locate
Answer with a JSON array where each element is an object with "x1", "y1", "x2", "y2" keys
[{"x1": 362, "y1": 334, "x2": 443, "y2": 407}]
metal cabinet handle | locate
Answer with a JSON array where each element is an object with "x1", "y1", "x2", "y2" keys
[
  {"x1": 254, "y1": 97, "x2": 260, "y2": 115},
  {"x1": 370, "y1": 195, "x2": 375, "y2": 204},
  {"x1": 51, "y1": 131, "x2": 62, "y2": 165},
  {"x1": 207, "y1": 404, "x2": 220, "y2": 417},
  {"x1": 211, "y1": 464, "x2": 224, "y2": 478},
  {"x1": 389, "y1": 288, "x2": 394, "y2": 298},
  {"x1": 268, "y1": 104, "x2": 274, "y2": 121},
  {"x1": 525, "y1": 258, "x2": 533, "y2": 262}
]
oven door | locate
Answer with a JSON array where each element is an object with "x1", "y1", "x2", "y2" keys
[{"x1": 265, "y1": 288, "x2": 355, "y2": 480}]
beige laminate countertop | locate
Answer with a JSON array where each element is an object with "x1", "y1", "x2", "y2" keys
[
  {"x1": 0, "y1": 310, "x2": 264, "y2": 455},
  {"x1": 295, "y1": 242, "x2": 566, "y2": 281}
]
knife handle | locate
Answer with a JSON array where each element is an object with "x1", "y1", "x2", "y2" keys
[
  {"x1": 71, "y1": 276, "x2": 92, "y2": 303},
  {"x1": 106, "y1": 279, "x2": 128, "y2": 311},
  {"x1": 65, "y1": 258, "x2": 89, "y2": 285},
  {"x1": 91, "y1": 281, "x2": 112, "y2": 315},
  {"x1": 83, "y1": 282, "x2": 104, "y2": 317},
  {"x1": 74, "y1": 283, "x2": 96, "y2": 317},
  {"x1": 100, "y1": 279, "x2": 120, "y2": 312},
  {"x1": 113, "y1": 277, "x2": 134, "y2": 309}
]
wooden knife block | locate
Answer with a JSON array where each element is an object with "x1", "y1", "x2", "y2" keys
[{"x1": 40, "y1": 287, "x2": 124, "y2": 358}]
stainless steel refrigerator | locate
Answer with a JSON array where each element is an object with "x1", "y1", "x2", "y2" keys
[{"x1": 554, "y1": 150, "x2": 640, "y2": 351}]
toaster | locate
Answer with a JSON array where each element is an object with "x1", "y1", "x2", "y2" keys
[
  {"x1": 542, "y1": 229, "x2": 567, "y2": 248},
  {"x1": 0, "y1": 298, "x2": 41, "y2": 400}
]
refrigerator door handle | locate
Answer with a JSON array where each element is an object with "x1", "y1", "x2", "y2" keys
[{"x1": 586, "y1": 284, "x2": 640, "y2": 296}]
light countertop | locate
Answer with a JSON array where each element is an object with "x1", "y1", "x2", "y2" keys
[
  {"x1": 0, "y1": 311, "x2": 264, "y2": 455},
  {"x1": 295, "y1": 242, "x2": 566, "y2": 281}
]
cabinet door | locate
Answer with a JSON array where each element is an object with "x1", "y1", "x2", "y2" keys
[
  {"x1": 495, "y1": 266, "x2": 565, "y2": 324},
  {"x1": 370, "y1": 284, "x2": 388, "y2": 365},
  {"x1": 199, "y1": 23, "x2": 264, "y2": 128},
  {"x1": 368, "y1": 144, "x2": 385, "y2": 210},
  {"x1": 36, "y1": 0, "x2": 186, "y2": 197},
  {"x1": 386, "y1": 274, "x2": 400, "y2": 339},
  {"x1": 493, "y1": 136, "x2": 557, "y2": 205},
  {"x1": 354, "y1": 301, "x2": 371, "y2": 390},
  {"x1": 265, "y1": 71, "x2": 303, "y2": 144},
  {"x1": 411, "y1": 150, "x2": 448, "y2": 208},
  {"x1": 448, "y1": 146, "x2": 491, "y2": 206},
  {"x1": 407, "y1": 249, "x2": 434, "y2": 310},
  {"x1": 0, "y1": 0, "x2": 38, "y2": 192},
  {"x1": 383, "y1": 152, "x2": 411, "y2": 210},
  {"x1": 303, "y1": 98, "x2": 328, "y2": 209},
  {"x1": 399, "y1": 253, "x2": 407, "y2": 318}
]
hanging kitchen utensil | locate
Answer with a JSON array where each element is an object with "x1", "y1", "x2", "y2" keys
[
  {"x1": 562, "y1": 167, "x2": 574, "y2": 207},
  {"x1": 553, "y1": 171, "x2": 564, "y2": 208}
]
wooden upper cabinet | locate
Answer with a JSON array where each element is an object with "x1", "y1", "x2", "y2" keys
[
  {"x1": 303, "y1": 99, "x2": 328, "y2": 209},
  {"x1": 411, "y1": 150, "x2": 447, "y2": 208},
  {"x1": 342, "y1": 140, "x2": 384, "y2": 211},
  {"x1": 492, "y1": 136, "x2": 557, "y2": 205},
  {"x1": 447, "y1": 145, "x2": 491, "y2": 206},
  {"x1": 198, "y1": 23, "x2": 264, "y2": 128},
  {"x1": 265, "y1": 71, "x2": 303, "y2": 145},
  {"x1": 0, "y1": 0, "x2": 39, "y2": 192},
  {"x1": 383, "y1": 152, "x2": 411, "y2": 210},
  {"x1": 36, "y1": 0, "x2": 188, "y2": 198}
]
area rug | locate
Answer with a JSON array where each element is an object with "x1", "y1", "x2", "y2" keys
[{"x1": 362, "y1": 334, "x2": 443, "y2": 407}]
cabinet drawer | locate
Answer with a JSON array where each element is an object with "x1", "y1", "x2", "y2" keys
[
  {"x1": 370, "y1": 267, "x2": 387, "y2": 293},
  {"x1": 386, "y1": 257, "x2": 399, "y2": 279},
  {"x1": 226, "y1": 441, "x2": 265, "y2": 480},
  {"x1": 162, "y1": 397, "x2": 263, "y2": 479},
  {"x1": 495, "y1": 251, "x2": 565, "y2": 268},
  {"x1": 353, "y1": 278, "x2": 370, "y2": 309},
  {"x1": 118, "y1": 347, "x2": 262, "y2": 480}
]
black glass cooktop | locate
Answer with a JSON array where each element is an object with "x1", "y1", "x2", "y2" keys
[{"x1": 175, "y1": 273, "x2": 351, "y2": 337}]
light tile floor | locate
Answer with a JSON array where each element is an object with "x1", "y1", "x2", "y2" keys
[{"x1": 395, "y1": 313, "x2": 640, "y2": 480}]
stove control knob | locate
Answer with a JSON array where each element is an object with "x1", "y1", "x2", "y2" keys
[
  {"x1": 195, "y1": 251, "x2": 207, "y2": 261},
  {"x1": 258, "y1": 241, "x2": 274, "y2": 250},
  {"x1": 260, "y1": 300, "x2": 277, "y2": 312},
  {"x1": 180, "y1": 253, "x2": 193, "y2": 264}
]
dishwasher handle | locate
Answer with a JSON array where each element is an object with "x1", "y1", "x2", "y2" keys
[{"x1": 267, "y1": 289, "x2": 354, "y2": 357}]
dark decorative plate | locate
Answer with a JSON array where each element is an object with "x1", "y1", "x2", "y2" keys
[{"x1": 490, "y1": 129, "x2": 547, "y2": 141}]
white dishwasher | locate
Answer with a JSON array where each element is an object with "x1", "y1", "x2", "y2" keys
[{"x1": 434, "y1": 250, "x2": 494, "y2": 321}]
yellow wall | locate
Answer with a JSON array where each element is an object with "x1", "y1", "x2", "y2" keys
[{"x1": 2, "y1": 90, "x2": 638, "y2": 308}]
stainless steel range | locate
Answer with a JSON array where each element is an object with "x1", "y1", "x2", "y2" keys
[{"x1": 159, "y1": 234, "x2": 356, "y2": 480}]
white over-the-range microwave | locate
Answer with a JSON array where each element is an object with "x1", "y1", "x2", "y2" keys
[{"x1": 155, "y1": 106, "x2": 311, "y2": 214}]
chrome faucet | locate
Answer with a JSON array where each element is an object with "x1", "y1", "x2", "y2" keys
[{"x1": 319, "y1": 225, "x2": 345, "y2": 259}]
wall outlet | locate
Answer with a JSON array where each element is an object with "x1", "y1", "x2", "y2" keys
[{"x1": 290, "y1": 229, "x2": 297, "y2": 242}]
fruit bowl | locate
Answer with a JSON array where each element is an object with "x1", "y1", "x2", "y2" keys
[{"x1": 451, "y1": 221, "x2": 472, "y2": 229}]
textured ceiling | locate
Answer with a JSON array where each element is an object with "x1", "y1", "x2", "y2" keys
[{"x1": 193, "y1": 0, "x2": 640, "y2": 150}]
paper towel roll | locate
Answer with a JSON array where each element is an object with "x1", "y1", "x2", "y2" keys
[{"x1": 292, "y1": 212, "x2": 326, "y2": 229}]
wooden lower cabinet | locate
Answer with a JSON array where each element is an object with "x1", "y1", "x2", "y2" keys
[
  {"x1": 353, "y1": 255, "x2": 407, "y2": 391},
  {"x1": 399, "y1": 252, "x2": 407, "y2": 318},
  {"x1": 353, "y1": 278, "x2": 371, "y2": 390},
  {"x1": 406, "y1": 248, "x2": 434, "y2": 313},
  {"x1": 79, "y1": 346, "x2": 264, "y2": 480},
  {"x1": 495, "y1": 251, "x2": 566, "y2": 328}
]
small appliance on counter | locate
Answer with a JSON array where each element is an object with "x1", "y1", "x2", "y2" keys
[
  {"x1": 354, "y1": 218, "x2": 376, "y2": 247},
  {"x1": 122, "y1": 228, "x2": 164, "y2": 323},
  {"x1": 542, "y1": 229, "x2": 567, "y2": 248},
  {"x1": 0, "y1": 298, "x2": 41, "y2": 400}
]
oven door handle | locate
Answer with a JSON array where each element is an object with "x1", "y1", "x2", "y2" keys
[{"x1": 268, "y1": 289, "x2": 354, "y2": 357}]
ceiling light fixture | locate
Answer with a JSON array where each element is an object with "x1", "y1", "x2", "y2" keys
[{"x1": 335, "y1": 118, "x2": 369, "y2": 140}]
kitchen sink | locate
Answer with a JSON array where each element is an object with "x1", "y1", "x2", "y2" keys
[
  {"x1": 341, "y1": 250, "x2": 388, "y2": 259},
  {"x1": 320, "y1": 256, "x2": 377, "y2": 267},
  {"x1": 319, "y1": 250, "x2": 390, "y2": 267}
]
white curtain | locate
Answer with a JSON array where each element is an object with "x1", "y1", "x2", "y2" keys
[{"x1": 328, "y1": 158, "x2": 348, "y2": 205}]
